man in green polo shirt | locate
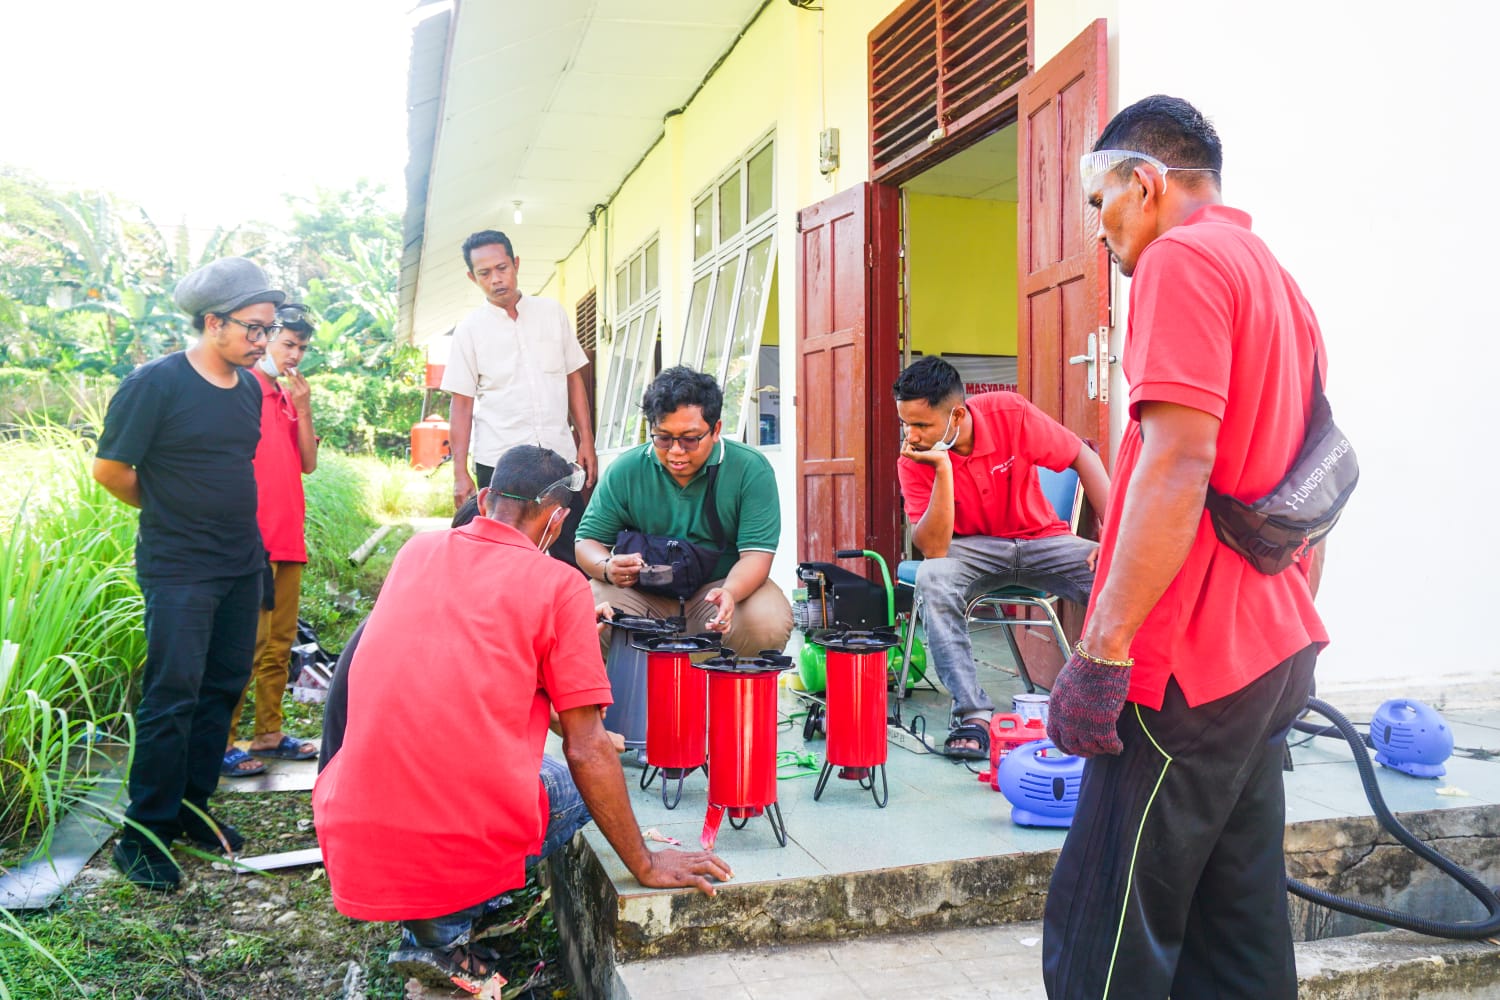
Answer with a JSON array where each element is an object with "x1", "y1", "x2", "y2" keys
[{"x1": 577, "y1": 366, "x2": 793, "y2": 655}]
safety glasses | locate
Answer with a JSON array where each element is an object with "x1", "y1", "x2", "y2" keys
[
  {"x1": 277, "y1": 303, "x2": 313, "y2": 327},
  {"x1": 1079, "y1": 149, "x2": 1220, "y2": 189},
  {"x1": 494, "y1": 463, "x2": 586, "y2": 505}
]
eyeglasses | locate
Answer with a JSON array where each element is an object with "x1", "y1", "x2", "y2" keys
[
  {"x1": 1079, "y1": 149, "x2": 1221, "y2": 189},
  {"x1": 218, "y1": 315, "x2": 282, "y2": 342},
  {"x1": 649, "y1": 431, "x2": 710, "y2": 452},
  {"x1": 493, "y1": 463, "x2": 586, "y2": 505}
]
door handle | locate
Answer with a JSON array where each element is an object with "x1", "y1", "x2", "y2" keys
[{"x1": 1068, "y1": 354, "x2": 1092, "y2": 365}]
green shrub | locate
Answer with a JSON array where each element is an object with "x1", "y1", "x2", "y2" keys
[
  {"x1": 304, "y1": 370, "x2": 428, "y2": 456},
  {"x1": 0, "y1": 368, "x2": 116, "y2": 430},
  {"x1": 0, "y1": 426, "x2": 141, "y2": 847}
]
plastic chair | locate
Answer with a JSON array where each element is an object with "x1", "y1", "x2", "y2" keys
[{"x1": 895, "y1": 466, "x2": 1080, "y2": 696}]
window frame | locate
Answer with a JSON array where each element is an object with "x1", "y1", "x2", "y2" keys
[{"x1": 598, "y1": 235, "x2": 661, "y2": 452}]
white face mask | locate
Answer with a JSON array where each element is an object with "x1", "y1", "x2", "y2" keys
[
  {"x1": 538, "y1": 507, "x2": 565, "y2": 551},
  {"x1": 928, "y1": 410, "x2": 961, "y2": 452},
  {"x1": 257, "y1": 353, "x2": 281, "y2": 378}
]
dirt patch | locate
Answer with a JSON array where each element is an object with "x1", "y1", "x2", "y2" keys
[{"x1": 5, "y1": 791, "x2": 568, "y2": 999}]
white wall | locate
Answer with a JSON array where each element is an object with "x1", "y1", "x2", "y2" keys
[{"x1": 1041, "y1": 0, "x2": 1499, "y2": 705}]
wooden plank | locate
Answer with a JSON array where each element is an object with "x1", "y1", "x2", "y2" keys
[{"x1": 0, "y1": 772, "x2": 123, "y2": 909}]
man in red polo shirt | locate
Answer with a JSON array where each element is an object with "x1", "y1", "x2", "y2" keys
[
  {"x1": 313, "y1": 446, "x2": 731, "y2": 990},
  {"x1": 223, "y1": 304, "x2": 320, "y2": 778},
  {"x1": 895, "y1": 356, "x2": 1110, "y2": 758},
  {"x1": 1042, "y1": 96, "x2": 1329, "y2": 999}
]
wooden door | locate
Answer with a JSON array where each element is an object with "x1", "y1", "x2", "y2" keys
[
  {"x1": 796, "y1": 183, "x2": 901, "y2": 570},
  {"x1": 1017, "y1": 19, "x2": 1111, "y2": 466}
]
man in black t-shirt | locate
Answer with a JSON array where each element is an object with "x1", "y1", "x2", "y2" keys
[{"x1": 94, "y1": 257, "x2": 284, "y2": 891}]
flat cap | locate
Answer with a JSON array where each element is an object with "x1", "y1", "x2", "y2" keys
[{"x1": 173, "y1": 257, "x2": 285, "y2": 317}]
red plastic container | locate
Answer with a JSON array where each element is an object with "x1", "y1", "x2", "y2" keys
[
  {"x1": 695, "y1": 652, "x2": 793, "y2": 849},
  {"x1": 637, "y1": 634, "x2": 720, "y2": 808},
  {"x1": 977, "y1": 713, "x2": 1049, "y2": 790},
  {"x1": 809, "y1": 629, "x2": 902, "y2": 807}
]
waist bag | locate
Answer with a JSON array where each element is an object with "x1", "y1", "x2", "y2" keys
[
  {"x1": 614, "y1": 462, "x2": 729, "y2": 600},
  {"x1": 1204, "y1": 360, "x2": 1358, "y2": 575}
]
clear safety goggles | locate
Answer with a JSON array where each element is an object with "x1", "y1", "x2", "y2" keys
[
  {"x1": 495, "y1": 463, "x2": 586, "y2": 506},
  {"x1": 1079, "y1": 149, "x2": 1220, "y2": 189}
]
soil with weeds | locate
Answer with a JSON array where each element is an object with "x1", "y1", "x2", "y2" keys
[{"x1": 6, "y1": 790, "x2": 570, "y2": 999}]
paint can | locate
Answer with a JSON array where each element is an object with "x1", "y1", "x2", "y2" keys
[{"x1": 1012, "y1": 693, "x2": 1050, "y2": 724}]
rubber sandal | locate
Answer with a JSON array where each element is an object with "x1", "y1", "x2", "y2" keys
[
  {"x1": 942, "y1": 721, "x2": 990, "y2": 760},
  {"x1": 221, "y1": 746, "x2": 267, "y2": 777},
  {"x1": 248, "y1": 734, "x2": 318, "y2": 761},
  {"x1": 387, "y1": 942, "x2": 499, "y2": 993}
]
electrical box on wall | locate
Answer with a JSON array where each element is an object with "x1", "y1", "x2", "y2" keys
[{"x1": 819, "y1": 128, "x2": 840, "y2": 176}]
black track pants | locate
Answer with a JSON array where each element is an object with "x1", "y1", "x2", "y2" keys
[{"x1": 1043, "y1": 645, "x2": 1318, "y2": 1000}]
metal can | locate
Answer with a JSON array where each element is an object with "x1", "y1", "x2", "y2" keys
[{"x1": 1013, "y1": 693, "x2": 1050, "y2": 724}]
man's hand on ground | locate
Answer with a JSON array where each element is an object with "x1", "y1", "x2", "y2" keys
[
  {"x1": 703, "y1": 588, "x2": 735, "y2": 633},
  {"x1": 635, "y1": 847, "x2": 735, "y2": 896},
  {"x1": 454, "y1": 468, "x2": 476, "y2": 511},
  {"x1": 1046, "y1": 653, "x2": 1129, "y2": 757}
]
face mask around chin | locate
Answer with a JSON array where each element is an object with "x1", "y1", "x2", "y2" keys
[{"x1": 928, "y1": 412, "x2": 960, "y2": 452}]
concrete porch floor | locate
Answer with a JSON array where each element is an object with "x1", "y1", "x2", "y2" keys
[
  {"x1": 580, "y1": 627, "x2": 1500, "y2": 895},
  {"x1": 547, "y1": 626, "x2": 1500, "y2": 998}
]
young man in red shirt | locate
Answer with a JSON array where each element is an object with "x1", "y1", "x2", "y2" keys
[
  {"x1": 313, "y1": 446, "x2": 731, "y2": 989},
  {"x1": 895, "y1": 356, "x2": 1110, "y2": 758},
  {"x1": 223, "y1": 304, "x2": 320, "y2": 778},
  {"x1": 1042, "y1": 96, "x2": 1329, "y2": 999}
]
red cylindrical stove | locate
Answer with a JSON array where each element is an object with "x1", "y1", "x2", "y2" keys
[
  {"x1": 808, "y1": 628, "x2": 902, "y2": 807},
  {"x1": 694, "y1": 651, "x2": 794, "y2": 849},
  {"x1": 602, "y1": 611, "x2": 684, "y2": 754},
  {"x1": 636, "y1": 633, "x2": 721, "y2": 808}
]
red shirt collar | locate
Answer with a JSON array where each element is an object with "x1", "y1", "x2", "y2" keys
[
  {"x1": 252, "y1": 367, "x2": 281, "y2": 397},
  {"x1": 962, "y1": 402, "x2": 1000, "y2": 458},
  {"x1": 1182, "y1": 204, "x2": 1252, "y2": 230},
  {"x1": 457, "y1": 516, "x2": 539, "y2": 549}
]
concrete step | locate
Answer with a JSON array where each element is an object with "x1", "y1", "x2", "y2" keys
[{"x1": 609, "y1": 922, "x2": 1500, "y2": 1000}]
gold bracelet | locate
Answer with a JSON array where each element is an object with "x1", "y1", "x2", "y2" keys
[{"x1": 1074, "y1": 642, "x2": 1135, "y2": 669}]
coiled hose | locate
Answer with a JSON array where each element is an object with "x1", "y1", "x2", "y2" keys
[{"x1": 1286, "y1": 697, "x2": 1500, "y2": 939}]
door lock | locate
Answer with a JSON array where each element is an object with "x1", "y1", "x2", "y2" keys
[{"x1": 1067, "y1": 330, "x2": 1118, "y2": 401}]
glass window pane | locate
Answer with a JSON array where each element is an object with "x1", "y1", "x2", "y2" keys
[
  {"x1": 701, "y1": 255, "x2": 743, "y2": 383},
  {"x1": 719, "y1": 236, "x2": 775, "y2": 438},
  {"x1": 693, "y1": 197, "x2": 713, "y2": 258},
  {"x1": 644, "y1": 241, "x2": 659, "y2": 291},
  {"x1": 597, "y1": 346, "x2": 625, "y2": 447},
  {"x1": 753, "y1": 344, "x2": 780, "y2": 445},
  {"x1": 622, "y1": 306, "x2": 659, "y2": 447},
  {"x1": 678, "y1": 272, "x2": 713, "y2": 368},
  {"x1": 616, "y1": 266, "x2": 630, "y2": 311},
  {"x1": 747, "y1": 143, "x2": 774, "y2": 221},
  {"x1": 718, "y1": 172, "x2": 742, "y2": 242},
  {"x1": 607, "y1": 317, "x2": 644, "y2": 448},
  {"x1": 629, "y1": 254, "x2": 643, "y2": 302}
]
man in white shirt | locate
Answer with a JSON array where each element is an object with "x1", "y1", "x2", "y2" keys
[{"x1": 442, "y1": 230, "x2": 597, "y2": 568}]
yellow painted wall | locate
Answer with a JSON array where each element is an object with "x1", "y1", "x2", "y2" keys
[{"x1": 905, "y1": 194, "x2": 1017, "y2": 357}]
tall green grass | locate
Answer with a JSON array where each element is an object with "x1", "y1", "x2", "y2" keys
[{"x1": 0, "y1": 425, "x2": 142, "y2": 848}]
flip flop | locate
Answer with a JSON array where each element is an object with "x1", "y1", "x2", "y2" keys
[
  {"x1": 221, "y1": 746, "x2": 268, "y2": 777},
  {"x1": 248, "y1": 734, "x2": 318, "y2": 761}
]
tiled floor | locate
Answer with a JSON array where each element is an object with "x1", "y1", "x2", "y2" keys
[{"x1": 581, "y1": 627, "x2": 1500, "y2": 895}]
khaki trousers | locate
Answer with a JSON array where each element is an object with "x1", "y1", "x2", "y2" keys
[
  {"x1": 590, "y1": 577, "x2": 794, "y2": 657},
  {"x1": 228, "y1": 561, "x2": 303, "y2": 739}
]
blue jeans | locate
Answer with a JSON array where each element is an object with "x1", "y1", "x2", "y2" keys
[
  {"x1": 125, "y1": 573, "x2": 261, "y2": 842},
  {"x1": 400, "y1": 756, "x2": 592, "y2": 949},
  {"x1": 916, "y1": 533, "x2": 1097, "y2": 723}
]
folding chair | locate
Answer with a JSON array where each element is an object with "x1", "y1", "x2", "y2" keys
[{"x1": 894, "y1": 466, "x2": 1080, "y2": 697}]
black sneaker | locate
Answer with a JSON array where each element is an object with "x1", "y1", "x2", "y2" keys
[
  {"x1": 112, "y1": 838, "x2": 181, "y2": 892},
  {"x1": 387, "y1": 943, "x2": 497, "y2": 992},
  {"x1": 178, "y1": 809, "x2": 244, "y2": 853}
]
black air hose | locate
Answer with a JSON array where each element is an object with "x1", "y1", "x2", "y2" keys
[{"x1": 1285, "y1": 697, "x2": 1500, "y2": 939}]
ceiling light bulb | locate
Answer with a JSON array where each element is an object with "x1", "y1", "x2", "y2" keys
[{"x1": 512, "y1": 201, "x2": 523, "y2": 224}]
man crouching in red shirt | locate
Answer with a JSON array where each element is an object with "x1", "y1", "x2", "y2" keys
[{"x1": 313, "y1": 445, "x2": 732, "y2": 989}]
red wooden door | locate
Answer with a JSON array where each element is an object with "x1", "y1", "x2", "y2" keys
[
  {"x1": 796, "y1": 183, "x2": 901, "y2": 570},
  {"x1": 1017, "y1": 19, "x2": 1111, "y2": 466}
]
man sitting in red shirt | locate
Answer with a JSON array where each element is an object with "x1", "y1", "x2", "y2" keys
[
  {"x1": 313, "y1": 446, "x2": 731, "y2": 990},
  {"x1": 895, "y1": 357, "x2": 1110, "y2": 758}
]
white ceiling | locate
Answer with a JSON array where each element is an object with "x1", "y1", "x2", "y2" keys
[
  {"x1": 902, "y1": 125, "x2": 1019, "y2": 201},
  {"x1": 404, "y1": 0, "x2": 768, "y2": 343}
]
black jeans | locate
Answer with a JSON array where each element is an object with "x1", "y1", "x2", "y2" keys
[
  {"x1": 125, "y1": 573, "x2": 261, "y2": 842},
  {"x1": 1043, "y1": 645, "x2": 1318, "y2": 1000},
  {"x1": 474, "y1": 462, "x2": 584, "y2": 570}
]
